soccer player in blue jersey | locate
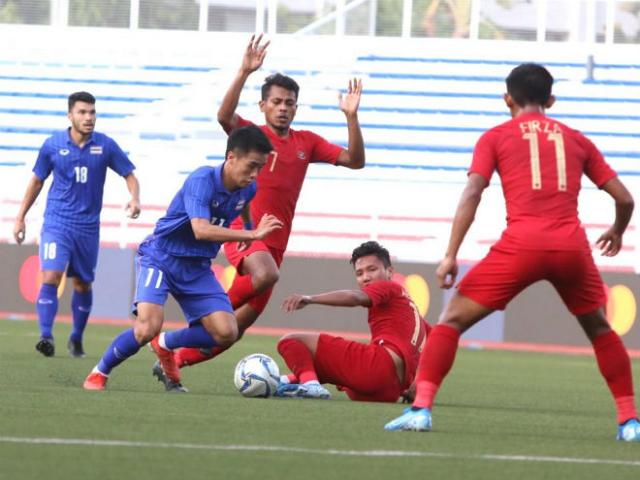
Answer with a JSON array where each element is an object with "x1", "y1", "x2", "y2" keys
[
  {"x1": 83, "y1": 125, "x2": 283, "y2": 391},
  {"x1": 13, "y1": 91, "x2": 140, "y2": 358}
]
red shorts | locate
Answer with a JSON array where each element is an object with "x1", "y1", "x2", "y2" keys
[
  {"x1": 224, "y1": 239, "x2": 284, "y2": 271},
  {"x1": 314, "y1": 334, "x2": 403, "y2": 403},
  {"x1": 458, "y1": 241, "x2": 606, "y2": 315}
]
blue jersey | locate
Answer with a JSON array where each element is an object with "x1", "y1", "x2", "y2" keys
[
  {"x1": 152, "y1": 164, "x2": 256, "y2": 259},
  {"x1": 33, "y1": 129, "x2": 135, "y2": 234}
]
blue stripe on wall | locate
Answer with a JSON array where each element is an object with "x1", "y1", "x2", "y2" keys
[{"x1": 0, "y1": 75, "x2": 184, "y2": 87}]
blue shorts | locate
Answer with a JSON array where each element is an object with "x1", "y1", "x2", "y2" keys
[
  {"x1": 133, "y1": 240, "x2": 232, "y2": 324},
  {"x1": 40, "y1": 227, "x2": 99, "y2": 283}
]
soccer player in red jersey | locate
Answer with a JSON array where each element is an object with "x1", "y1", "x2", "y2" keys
[
  {"x1": 275, "y1": 241, "x2": 429, "y2": 401},
  {"x1": 385, "y1": 63, "x2": 639, "y2": 442},
  {"x1": 152, "y1": 35, "x2": 364, "y2": 389}
]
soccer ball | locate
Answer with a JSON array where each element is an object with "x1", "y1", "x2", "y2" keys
[{"x1": 233, "y1": 353, "x2": 280, "y2": 398}]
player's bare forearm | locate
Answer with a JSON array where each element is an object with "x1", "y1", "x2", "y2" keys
[
  {"x1": 596, "y1": 177, "x2": 634, "y2": 256},
  {"x1": 336, "y1": 78, "x2": 365, "y2": 169},
  {"x1": 445, "y1": 174, "x2": 487, "y2": 258},
  {"x1": 340, "y1": 113, "x2": 365, "y2": 169},
  {"x1": 125, "y1": 173, "x2": 140, "y2": 203},
  {"x1": 282, "y1": 290, "x2": 370, "y2": 313},
  {"x1": 217, "y1": 70, "x2": 250, "y2": 131},
  {"x1": 191, "y1": 214, "x2": 281, "y2": 243},
  {"x1": 307, "y1": 290, "x2": 372, "y2": 308},
  {"x1": 16, "y1": 175, "x2": 44, "y2": 221},
  {"x1": 192, "y1": 219, "x2": 256, "y2": 243},
  {"x1": 13, "y1": 175, "x2": 43, "y2": 243},
  {"x1": 602, "y1": 177, "x2": 634, "y2": 235},
  {"x1": 124, "y1": 173, "x2": 141, "y2": 218},
  {"x1": 217, "y1": 35, "x2": 268, "y2": 131}
]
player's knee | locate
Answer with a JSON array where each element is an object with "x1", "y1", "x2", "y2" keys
[
  {"x1": 72, "y1": 278, "x2": 92, "y2": 293},
  {"x1": 277, "y1": 334, "x2": 301, "y2": 353},
  {"x1": 252, "y1": 268, "x2": 279, "y2": 292},
  {"x1": 133, "y1": 320, "x2": 162, "y2": 344},
  {"x1": 213, "y1": 322, "x2": 239, "y2": 348},
  {"x1": 41, "y1": 271, "x2": 63, "y2": 286},
  {"x1": 437, "y1": 310, "x2": 468, "y2": 331}
]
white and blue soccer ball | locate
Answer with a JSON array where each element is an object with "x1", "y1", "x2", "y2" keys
[{"x1": 233, "y1": 353, "x2": 280, "y2": 398}]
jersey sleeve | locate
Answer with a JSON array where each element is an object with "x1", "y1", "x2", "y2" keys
[
  {"x1": 223, "y1": 114, "x2": 255, "y2": 134},
  {"x1": 580, "y1": 134, "x2": 617, "y2": 188},
  {"x1": 361, "y1": 280, "x2": 400, "y2": 308},
  {"x1": 306, "y1": 131, "x2": 343, "y2": 165},
  {"x1": 107, "y1": 138, "x2": 136, "y2": 177},
  {"x1": 183, "y1": 175, "x2": 212, "y2": 220},
  {"x1": 469, "y1": 130, "x2": 498, "y2": 182},
  {"x1": 32, "y1": 140, "x2": 53, "y2": 181}
]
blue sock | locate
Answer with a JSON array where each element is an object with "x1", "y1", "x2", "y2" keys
[
  {"x1": 164, "y1": 325, "x2": 219, "y2": 350},
  {"x1": 37, "y1": 283, "x2": 58, "y2": 339},
  {"x1": 70, "y1": 290, "x2": 92, "y2": 342},
  {"x1": 97, "y1": 329, "x2": 141, "y2": 375}
]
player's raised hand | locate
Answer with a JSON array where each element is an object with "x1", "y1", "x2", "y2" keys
[
  {"x1": 596, "y1": 227, "x2": 623, "y2": 257},
  {"x1": 338, "y1": 78, "x2": 362, "y2": 117},
  {"x1": 125, "y1": 198, "x2": 141, "y2": 219},
  {"x1": 436, "y1": 256, "x2": 458, "y2": 289},
  {"x1": 281, "y1": 294, "x2": 312, "y2": 313},
  {"x1": 13, "y1": 218, "x2": 26, "y2": 244},
  {"x1": 252, "y1": 214, "x2": 283, "y2": 240},
  {"x1": 241, "y1": 34, "x2": 269, "y2": 74}
]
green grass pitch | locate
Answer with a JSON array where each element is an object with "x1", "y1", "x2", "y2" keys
[{"x1": 1, "y1": 319, "x2": 639, "y2": 480}]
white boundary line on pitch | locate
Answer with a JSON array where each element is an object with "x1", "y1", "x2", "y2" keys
[{"x1": 0, "y1": 436, "x2": 638, "y2": 467}]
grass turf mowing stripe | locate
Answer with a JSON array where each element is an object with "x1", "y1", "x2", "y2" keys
[{"x1": 1, "y1": 436, "x2": 638, "y2": 467}]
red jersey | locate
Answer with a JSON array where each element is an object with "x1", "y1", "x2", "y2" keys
[
  {"x1": 226, "y1": 116, "x2": 343, "y2": 250},
  {"x1": 362, "y1": 280, "x2": 428, "y2": 386},
  {"x1": 470, "y1": 112, "x2": 617, "y2": 250}
]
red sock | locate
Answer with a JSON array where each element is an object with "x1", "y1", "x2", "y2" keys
[
  {"x1": 277, "y1": 338, "x2": 318, "y2": 384},
  {"x1": 175, "y1": 346, "x2": 227, "y2": 368},
  {"x1": 286, "y1": 373, "x2": 298, "y2": 383},
  {"x1": 248, "y1": 287, "x2": 273, "y2": 315},
  {"x1": 413, "y1": 324, "x2": 461, "y2": 409},
  {"x1": 227, "y1": 275, "x2": 257, "y2": 309},
  {"x1": 592, "y1": 330, "x2": 637, "y2": 424}
]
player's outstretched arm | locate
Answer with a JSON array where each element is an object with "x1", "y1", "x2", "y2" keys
[
  {"x1": 281, "y1": 290, "x2": 371, "y2": 313},
  {"x1": 217, "y1": 34, "x2": 269, "y2": 132},
  {"x1": 13, "y1": 175, "x2": 44, "y2": 244},
  {"x1": 191, "y1": 213, "x2": 282, "y2": 243},
  {"x1": 336, "y1": 78, "x2": 365, "y2": 169},
  {"x1": 438, "y1": 173, "x2": 488, "y2": 288},
  {"x1": 124, "y1": 173, "x2": 141, "y2": 219},
  {"x1": 596, "y1": 177, "x2": 634, "y2": 257}
]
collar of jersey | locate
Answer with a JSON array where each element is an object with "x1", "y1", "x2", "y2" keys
[{"x1": 65, "y1": 127, "x2": 95, "y2": 147}]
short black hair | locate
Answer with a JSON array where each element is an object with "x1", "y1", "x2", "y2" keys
[
  {"x1": 226, "y1": 125, "x2": 273, "y2": 157},
  {"x1": 350, "y1": 241, "x2": 392, "y2": 268},
  {"x1": 506, "y1": 63, "x2": 554, "y2": 107},
  {"x1": 68, "y1": 91, "x2": 96, "y2": 112},
  {"x1": 261, "y1": 73, "x2": 300, "y2": 101}
]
